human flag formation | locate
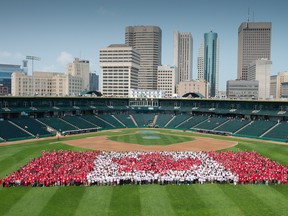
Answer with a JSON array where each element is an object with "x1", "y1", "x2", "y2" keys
[{"x1": 1, "y1": 150, "x2": 287, "y2": 187}]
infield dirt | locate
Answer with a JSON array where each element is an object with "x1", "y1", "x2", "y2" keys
[{"x1": 63, "y1": 133, "x2": 237, "y2": 152}]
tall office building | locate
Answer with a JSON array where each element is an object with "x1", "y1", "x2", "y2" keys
[
  {"x1": 89, "y1": 72, "x2": 99, "y2": 91},
  {"x1": 99, "y1": 44, "x2": 140, "y2": 97},
  {"x1": 66, "y1": 58, "x2": 90, "y2": 91},
  {"x1": 270, "y1": 71, "x2": 288, "y2": 99},
  {"x1": 226, "y1": 80, "x2": 259, "y2": 99},
  {"x1": 157, "y1": 65, "x2": 178, "y2": 97},
  {"x1": 237, "y1": 22, "x2": 272, "y2": 80},
  {"x1": 247, "y1": 58, "x2": 272, "y2": 100},
  {"x1": 204, "y1": 31, "x2": 219, "y2": 97},
  {"x1": 197, "y1": 41, "x2": 204, "y2": 80},
  {"x1": 173, "y1": 32, "x2": 193, "y2": 82},
  {"x1": 125, "y1": 26, "x2": 162, "y2": 90}
]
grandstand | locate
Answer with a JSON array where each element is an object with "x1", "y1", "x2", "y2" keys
[
  {"x1": 235, "y1": 120, "x2": 278, "y2": 138},
  {"x1": 132, "y1": 113, "x2": 156, "y2": 127},
  {"x1": 113, "y1": 114, "x2": 136, "y2": 128},
  {"x1": 178, "y1": 115, "x2": 208, "y2": 130},
  {"x1": 154, "y1": 113, "x2": 174, "y2": 128},
  {"x1": 0, "y1": 96, "x2": 288, "y2": 142},
  {"x1": 80, "y1": 114, "x2": 113, "y2": 130},
  {"x1": 165, "y1": 114, "x2": 191, "y2": 128},
  {"x1": 62, "y1": 115, "x2": 98, "y2": 130},
  {"x1": 262, "y1": 121, "x2": 288, "y2": 141},
  {"x1": 10, "y1": 118, "x2": 53, "y2": 137},
  {"x1": 193, "y1": 117, "x2": 229, "y2": 131},
  {"x1": 214, "y1": 118, "x2": 251, "y2": 133},
  {"x1": 38, "y1": 117, "x2": 79, "y2": 133}
]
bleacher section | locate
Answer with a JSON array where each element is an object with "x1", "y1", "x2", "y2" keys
[
  {"x1": 132, "y1": 113, "x2": 156, "y2": 127},
  {"x1": 0, "y1": 120, "x2": 32, "y2": 141},
  {"x1": 235, "y1": 120, "x2": 278, "y2": 138},
  {"x1": 155, "y1": 114, "x2": 174, "y2": 128},
  {"x1": 193, "y1": 117, "x2": 229, "y2": 131},
  {"x1": 177, "y1": 115, "x2": 208, "y2": 129},
  {"x1": 262, "y1": 122, "x2": 288, "y2": 141},
  {"x1": 80, "y1": 115, "x2": 113, "y2": 130},
  {"x1": 113, "y1": 114, "x2": 136, "y2": 128},
  {"x1": 215, "y1": 119, "x2": 251, "y2": 133},
  {"x1": 97, "y1": 114, "x2": 125, "y2": 128},
  {"x1": 165, "y1": 114, "x2": 191, "y2": 128},
  {"x1": 38, "y1": 117, "x2": 79, "y2": 133},
  {"x1": 62, "y1": 116, "x2": 98, "y2": 129},
  {"x1": 10, "y1": 118, "x2": 53, "y2": 137}
]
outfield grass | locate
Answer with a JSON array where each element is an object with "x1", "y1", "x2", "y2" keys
[{"x1": 0, "y1": 129, "x2": 287, "y2": 216}]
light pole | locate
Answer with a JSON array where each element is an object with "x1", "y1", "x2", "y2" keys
[
  {"x1": 26, "y1": 56, "x2": 41, "y2": 95},
  {"x1": 26, "y1": 55, "x2": 41, "y2": 74}
]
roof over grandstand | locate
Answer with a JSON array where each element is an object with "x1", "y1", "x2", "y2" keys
[
  {"x1": 182, "y1": 92, "x2": 205, "y2": 98},
  {"x1": 79, "y1": 90, "x2": 102, "y2": 96}
]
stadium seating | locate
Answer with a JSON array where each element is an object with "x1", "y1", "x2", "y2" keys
[
  {"x1": 177, "y1": 115, "x2": 209, "y2": 129},
  {"x1": 97, "y1": 114, "x2": 125, "y2": 128},
  {"x1": 132, "y1": 113, "x2": 156, "y2": 127},
  {"x1": 154, "y1": 114, "x2": 174, "y2": 128},
  {"x1": 214, "y1": 118, "x2": 251, "y2": 133},
  {"x1": 38, "y1": 117, "x2": 79, "y2": 133},
  {"x1": 165, "y1": 114, "x2": 191, "y2": 128},
  {"x1": 62, "y1": 116, "x2": 98, "y2": 129},
  {"x1": 10, "y1": 118, "x2": 53, "y2": 137},
  {"x1": 235, "y1": 120, "x2": 277, "y2": 138},
  {"x1": 0, "y1": 120, "x2": 32, "y2": 141},
  {"x1": 113, "y1": 114, "x2": 137, "y2": 128},
  {"x1": 80, "y1": 115, "x2": 114, "y2": 130},
  {"x1": 193, "y1": 117, "x2": 229, "y2": 130},
  {"x1": 262, "y1": 122, "x2": 288, "y2": 141}
]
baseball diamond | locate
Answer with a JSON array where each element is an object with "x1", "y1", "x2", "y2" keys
[{"x1": 0, "y1": 96, "x2": 288, "y2": 216}]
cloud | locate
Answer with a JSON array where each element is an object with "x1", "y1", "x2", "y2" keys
[
  {"x1": 96, "y1": 6, "x2": 114, "y2": 16},
  {"x1": 57, "y1": 51, "x2": 74, "y2": 66},
  {"x1": 0, "y1": 50, "x2": 24, "y2": 62}
]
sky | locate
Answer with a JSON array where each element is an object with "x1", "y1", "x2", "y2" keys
[{"x1": 1, "y1": 0, "x2": 288, "y2": 90}]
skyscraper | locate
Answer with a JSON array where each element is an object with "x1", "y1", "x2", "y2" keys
[
  {"x1": 173, "y1": 32, "x2": 193, "y2": 82},
  {"x1": 89, "y1": 72, "x2": 99, "y2": 91},
  {"x1": 247, "y1": 58, "x2": 272, "y2": 100},
  {"x1": 157, "y1": 65, "x2": 178, "y2": 97},
  {"x1": 99, "y1": 44, "x2": 140, "y2": 97},
  {"x1": 270, "y1": 71, "x2": 288, "y2": 99},
  {"x1": 204, "y1": 31, "x2": 219, "y2": 97},
  {"x1": 66, "y1": 58, "x2": 90, "y2": 91},
  {"x1": 237, "y1": 22, "x2": 272, "y2": 80},
  {"x1": 197, "y1": 41, "x2": 204, "y2": 80},
  {"x1": 125, "y1": 26, "x2": 162, "y2": 90}
]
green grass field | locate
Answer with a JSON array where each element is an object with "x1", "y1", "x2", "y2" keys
[
  {"x1": 108, "y1": 130, "x2": 195, "y2": 145},
  {"x1": 0, "y1": 129, "x2": 287, "y2": 216}
]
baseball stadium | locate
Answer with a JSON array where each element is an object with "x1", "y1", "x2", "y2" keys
[{"x1": 0, "y1": 96, "x2": 287, "y2": 216}]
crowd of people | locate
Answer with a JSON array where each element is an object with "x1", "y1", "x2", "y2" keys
[
  {"x1": 86, "y1": 151, "x2": 238, "y2": 185},
  {"x1": 208, "y1": 151, "x2": 288, "y2": 184},
  {"x1": 1, "y1": 150, "x2": 99, "y2": 187},
  {"x1": 1, "y1": 150, "x2": 287, "y2": 187}
]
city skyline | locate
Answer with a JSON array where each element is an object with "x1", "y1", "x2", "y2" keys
[{"x1": 1, "y1": 0, "x2": 288, "y2": 91}]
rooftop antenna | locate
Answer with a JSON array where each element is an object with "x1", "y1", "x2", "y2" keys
[
  {"x1": 252, "y1": 11, "x2": 255, "y2": 22},
  {"x1": 247, "y1": 8, "x2": 250, "y2": 22}
]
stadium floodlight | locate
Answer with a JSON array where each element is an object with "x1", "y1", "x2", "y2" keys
[{"x1": 26, "y1": 55, "x2": 41, "y2": 73}]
